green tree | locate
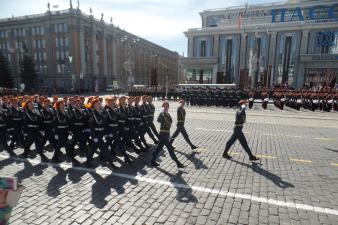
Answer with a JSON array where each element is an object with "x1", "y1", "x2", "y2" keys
[
  {"x1": 21, "y1": 54, "x2": 38, "y2": 91},
  {"x1": 0, "y1": 50, "x2": 13, "y2": 88}
]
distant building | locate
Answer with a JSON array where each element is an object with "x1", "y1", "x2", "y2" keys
[
  {"x1": 182, "y1": 0, "x2": 338, "y2": 88},
  {"x1": 0, "y1": 7, "x2": 179, "y2": 92}
]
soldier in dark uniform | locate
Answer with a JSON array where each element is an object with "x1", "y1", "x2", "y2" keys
[
  {"x1": 69, "y1": 99, "x2": 89, "y2": 155},
  {"x1": 7, "y1": 98, "x2": 24, "y2": 150},
  {"x1": 86, "y1": 98, "x2": 118, "y2": 169},
  {"x1": 133, "y1": 96, "x2": 151, "y2": 149},
  {"x1": 146, "y1": 96, "x2": 159, "y2": 138},
  {"x1": 40, "y1": 99, "x2": 57, "y2": 150},
  {"x1": 117, "y1": 96, "x2": 143, "y2": 154},
  {"x1": 170, "y1": 100, "x2": 198, "y2": 150},
  {"x1": 0, "y1": 102, "x2": 11, "y2": 154},
  {"x1": 141, "y1": 95, "x2": 158, "y2": 144},
  {"x1": 223, "y1": 100, "x2": 259, "y2": 161},
  {"x1": 22, "y1": 99, "x2": 48, "y2": 161},
  {"x1": 52, "y1": 100, "x2": 78, "y2": 165},
  {"x1": 150, "y1": 101, "x2": 184, "y2": 168},
  {"x1": 104, "y1": 97, "x2": 132, "y2": 164}
]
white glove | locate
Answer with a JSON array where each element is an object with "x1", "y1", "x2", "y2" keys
[
  {"x1": 23, "y1": 133, "x2": 28, "y2": 137},
  {"x1": 93, "y1": 138, "x2": 98, "y2": 143},
  {"x1": 55, "y1": 135, "x2": 59, "y2": 140}
]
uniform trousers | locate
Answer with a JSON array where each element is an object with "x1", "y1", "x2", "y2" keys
[
  {"x1": 170, "y1": 124, "x2": 194, "y2": 147},
  {"x1": 152, "y1": 132, "x2": 180, "y2": 163},
  {"x1": 223, "y1": 126, "x2": 254, "y2": 157}
]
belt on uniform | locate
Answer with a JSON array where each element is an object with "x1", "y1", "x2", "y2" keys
[
  {"x1": 124, "y1": 128, "x2": 130, "y2": 131},
  {"x1": 235, "y1": 124, "x2": 243, "y2": 127},
  {"x1": 57, "y1": 125, "x2": 69, "y2": 129},
  {"x1": 129, "y1": 117, "x2": 135, "y2": 120},
  {"x1": 44, "y1": 120, "x2": 53, "y2": 124},
  {"x1": 12, "y1": 118, "x2": 22, "y2": 121},
  {"x1": 74, "y1": 123, "x2": 84, "y2": 126},
  {"x1": 27, "y1": 124, "x2": 39, "y2": 128},
  {"x1": 160, "y1": 129, "x2": 170, "y2": 133},
  {"x1": 118, "y1": 120, "x2": 125, "y2": 123},
  {"x1": 139, "y1": 122, "x2": 144, "y2": 126},
  {"x1": 148, "y1": 115, "x2": 154, "y2": 118},
  {"x1": 177, "y1": 120, "x2": 185, "y2": 122},
  {"x1": 95, "y1": 128, "x2": 104, "y2": 131},
  {"x1": 135, "y1": 118, "x2": 141, "y2": 121},
  {"x1": 142, "y1": 116, "x2": 148, "y2": 118},
  {"x1": 108, "y1": 124, "x2": 118, "y2": 127},
  {"x1": 6, "y1": 128, "x2": 14, "y2": 131},
  {"x1": 0, "y1": 124, "x2": 6, "y2": 127}
]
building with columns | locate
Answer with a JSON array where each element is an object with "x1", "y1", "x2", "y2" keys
[
  {"x1": 0, "y1": 6, "x2": 179, "y2": 92},
  {"x1": 182, "y1": 0, "x2": 338, "y2": 88}
]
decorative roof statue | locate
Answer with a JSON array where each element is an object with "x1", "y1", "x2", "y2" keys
[
  {"x1": 110, "y1": 17, "x2": 113, "y2": 24},
  {"x1": 77, "y1": 0, "x2": 79, "y2": 9},
  {"x1": 70, "y1": 0, "x2": 73, "y2": 9},
  {"x1": 101, "y1": 13, "x2": 104, "y2": 21},
  {"x1": 47, "y1": 2, "x2": 50, "y2": 11},
  {"x1": 90, "y1": 7, "x2": 92, "y2": 15}
]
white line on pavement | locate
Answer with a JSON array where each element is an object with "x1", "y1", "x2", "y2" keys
[{"x1": 1, "y1": 154, "x2": 338, "y2": 216}]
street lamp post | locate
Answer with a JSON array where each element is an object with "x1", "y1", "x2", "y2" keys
[
  {"x1": 9, "y1": 48, "x2": 19, "y2": 89},
  {"x1": 121, "y1": 35, "x2": 139, "y2": 88},
  {"x1": 68, "y1": 56, "x2": 74, "y2": 94}
]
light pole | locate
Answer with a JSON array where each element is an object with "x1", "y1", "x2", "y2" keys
[
  {"x1": 9, "y1": 48, "x2": 19, "y2": 89},
  {"x1": 68, "y1": 55, "x2": 74, "y2": 93},
  {"x1": 121, "y1": 35, "x2": 139, "y2": 88}
]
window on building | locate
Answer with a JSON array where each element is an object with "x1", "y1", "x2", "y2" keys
[
  {"x1": 42, "y1": 40, "x2": 45, "y2": 48},
  {"x1": 55, "y1": 38, "x2": 59, "y2": 48},
  {"x1": 34, "y1": 52, "x2": 37, "y2": 61},
  {"x1": 63, "y1": 24, "x2": 67, "y2": 32},
  {"x1": 61, "y1": 64, "x2": 65, "y2": 73},
  {"x1": 58, "y1": 24, "x2": 63, "y2": 33},
  {"x1": 61, "y1": 51, "x2": 64, "y2": 60},
  {"x1": 41, "y1": 27, "x2": 44, "y2": 35},
  {"x1": 60, "y1": 38, "x2": 63, "y2": 47},
  {"x1": 65, "y1": 37, "x2": 69, "y2": 47},
  {"x1": 200, "y1": 40, "x2": 206, "y2": 57},
  {"x1": 56, "y1": 51, "x2": 59, "y2": 60},
  {"x1": 57, "y1": 64, "x2": 61, "y2": 73}
]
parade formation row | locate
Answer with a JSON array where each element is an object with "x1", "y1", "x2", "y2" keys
[{"x1": 0, "y1": 95, "x2": 183, "y2": 169}]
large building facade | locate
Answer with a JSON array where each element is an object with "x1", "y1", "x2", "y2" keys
[
  {"x1": 182, "y1": 0, "x2": 338, "y2": 88},
  {"x1": 0, "y1": 6, "x2": 179, "y2": 92}
]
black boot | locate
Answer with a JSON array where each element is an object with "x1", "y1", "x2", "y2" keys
[
  {"x1": 150, "y1": 160, "x2": 160, "y2": 167},
  {"x1": 249, "y1": 155, "x2": 260, "y2": 161},
  {"x1": 223, "y1": 152, "x2": 232, "y2": 159},
  {"x1": 191, "y1": 145, "x2": 198, "y2": 150},
  {"x1": 176, "y1": 162, "x2": 185, "y2": 168}
]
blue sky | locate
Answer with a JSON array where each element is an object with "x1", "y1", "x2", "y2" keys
[{"x1": 0, "y1": 0, "x2": 278, "y2": 55}]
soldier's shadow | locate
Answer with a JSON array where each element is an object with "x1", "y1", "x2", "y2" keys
[
  {"x1": 174, "y1": 150, "x2": 208, "y2": 170},
  {"x1": 155, "y1": 167, "x2": 198, "y2": 203},
  {"x1": 89, "y1": 153, "x2": 149, "y2": 209},
  {"x1": 14, "y1": 160, "x2": 48, "y2": 181},
  {"x1": 231, "y1": 160, "x2": 295, "y2": 189},
  {"x1": 322, "y1": 147, "x2": 338, "y2": 153},
  {"x1": 47, "y1": 166, "x2": 68, "y2": 197}
]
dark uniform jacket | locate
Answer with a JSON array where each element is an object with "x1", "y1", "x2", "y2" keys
[
  {"x1": 54, "y1": 110, "x2": 71, "y2": 137},
  {"x1": 71, "y1": 108, "x2": 88, "y2": 133},
  {"x1": 157, "y1": 111, "x2": 172, "y2": 133},
  {"x1": 235, "y1": 107, "x2": 246, "y2": 126},
  {"x1": 177, "y1": 106, "x2": 186, "y2": 125},
  {"x1": 147, "y1": 103, "x2": 155, "y2": 122},
  {"x1": 40, "y1": 107, "x2": 55, "y2": 131},
  {"x1": 104, "y1": 106, "x2": 119, "y2": 135},
  {"x1": 23, "y1": 109, "x2": 41, "y2": 134},
  {"x1": 8, "y1": 106, "x2": 24, "y2": 130},
  {"x1": 89, "y1": 110, "x2": 106, "y2": 139}
]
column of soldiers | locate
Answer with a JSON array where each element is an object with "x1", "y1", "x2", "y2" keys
[
  {"x1": 0, "y1": 94, "x2": 160, "y2": 169},
  {"x1": 273, "y1": 89, "x2": 338, "y2": 112}
]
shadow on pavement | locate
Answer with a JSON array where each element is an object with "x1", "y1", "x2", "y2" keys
[
  {"x1": 231, "y1": 159, "x2": 295, "y2": 189},
  {"x1": 322, "y1": 147, "x2": 338, "y2": 153},
  {"x1": 14, "y1": 160, "x2": 48, "y2": 181},
  {"x1": 155, "y1": 167, "x2": 198, "y2": 203},
  {"x1": 47, "y1": 166, "x2": 68, "y2": 197},
  {"x1": 174, "y1": 149, "x2": 208, "y2": 170}
]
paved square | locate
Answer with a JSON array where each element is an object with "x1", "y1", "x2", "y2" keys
[{"x1": 1, "y1": 101, "x2": 338, "y2": 225}]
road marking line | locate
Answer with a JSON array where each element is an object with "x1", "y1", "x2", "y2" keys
[
  {"x1": 314, "y1": 137, "x2": 333, "y2": 141},
  {"x1": 0, "y1": 154, "x2": 338, "y2": 216},
  {"x1": 262, "y1": 133, "x2": 276, "y2": 136},
  {"x1": 256, "y1": 154, "x2": 277, "y2": 159},
  {"x1": 289, "y1": 158, "x2": 312, "y2": 163},
  {"x1": 195, "y1": 128, "x2": 231, "y2": 133},
  {"x1": 331, "y1": 162, "x2": 338, "y2": 167},
  {"x1": 285, "y1": 135, "x2": 303, "y2": 138}
]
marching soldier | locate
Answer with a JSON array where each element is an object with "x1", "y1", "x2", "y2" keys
[
  {"x1": 22, "y1": 99, "x2": 48, "y2": 161},
  {"x1": 40, "y1": 99, "x2": 57, "y2": 150},
  {"x1": 223, "y1": 100, "x2": 259, "y2": 161},
  {"x1": 146, "y1": 96, "x2": 159, "y2": 138},
  {"x1": 132, "y1": 96, "x2": 150, "y2": 150},
  {"x1": 52, "y1": 100, "x2": 78, "y2": 165},
  {"x1": 104, "y1": 97, "x2": 132, "y2": 164},
  {"x1": 86, "y1": 98, "x2": 118, "y2": 169},
  {"x1": 150, "y1": 101, "x2": 185, "y2": 168},
  {"x1": 170, "y1": 100, "x2": 198, "y2": 150},
  {"x1": 140, "y1": 95, "x2": 158, "y2": 144},
  {"x1": 69, "y1": 99, "x2": 89, "y2": 155},
  {"x1": 0, "y1": 102, "x2": 10, "y2": 154},
  {"x1": 8, "y1": 98, "x2": 24, "y2": 150}
]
